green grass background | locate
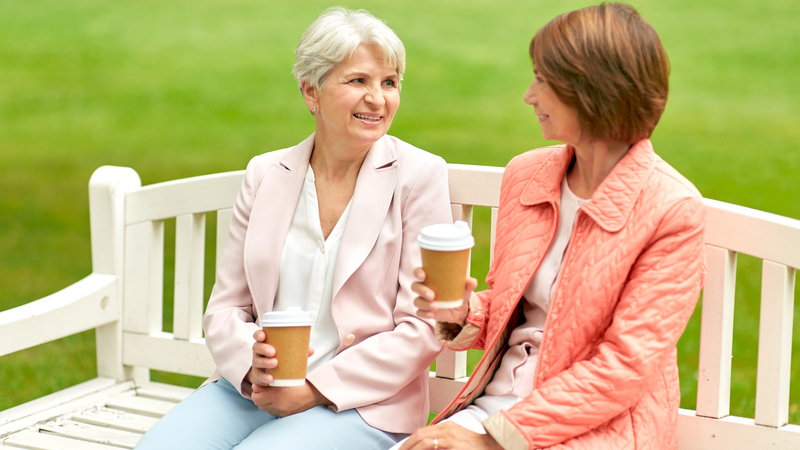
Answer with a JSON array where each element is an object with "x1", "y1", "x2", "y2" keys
[{"x1": 1, "y1": 0, "x2": 799, "y2": 424}]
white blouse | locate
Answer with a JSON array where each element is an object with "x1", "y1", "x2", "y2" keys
[
  {"x1": 484, "y1": 175, "x2": 588, "y2": 399},
  {"x1": 273, "y1": 165, "x2": 352, "y2": 373}
]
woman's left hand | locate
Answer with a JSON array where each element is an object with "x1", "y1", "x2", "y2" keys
[
  {"x1": 251, "y1": 382, "x2": 332, "y2": 418},
  {"x1": 399, "y1": 422, "x2": 503, "y2": 450}
]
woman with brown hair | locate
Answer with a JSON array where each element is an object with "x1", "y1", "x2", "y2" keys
[{"x1": 397, "y1": 3, "x2": 705, "y2": 449}]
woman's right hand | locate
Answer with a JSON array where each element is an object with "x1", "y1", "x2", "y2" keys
[{"x1": 412, "y1": 267, "x2": 476, "y2": 327}]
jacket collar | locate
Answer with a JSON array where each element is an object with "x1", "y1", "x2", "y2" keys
[
  {"x1": 279, "y1": 133, "x2": 398, "y2": 171},
  {"x1": 520, "y1": 139, "x2": 658, "y2": 232}
]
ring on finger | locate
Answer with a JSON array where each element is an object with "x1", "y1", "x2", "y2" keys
[{"x1": 433, "y1": 438, "x2": 438, "y2": 450}]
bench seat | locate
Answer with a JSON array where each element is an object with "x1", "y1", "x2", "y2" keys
[{"x1": 1, "y1": 164, "x2": 798, "y2": 449}]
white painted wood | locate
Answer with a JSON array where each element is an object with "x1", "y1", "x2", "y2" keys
[
  {"x1": 428, "y1": 373, "x2": 468, "y2": 414},
  {"x1": 124, "y1": 171, "x2": 243, "y2": 225},
  {"x1": 134, "y1": 382, "x2": 194, "y2": 404},
  {"x1": 173, "y1": 213, "x2": 206, "y2": 341},
  {"x1": 0, "y1": 275, "x2": 117, "y2": 357},
  {"x1": 754, "y1": 261, "x2": 795, "y2": 428},
  {"x1": 435, "y1": 349, "x2": 467, "y2": 380},
  {"x1": 122, "y1": 220, "x2": 164, "y2": 335},
  {"x1": 122, "y1": 332, "x2": 215, "y2": 378},
  {"x1": 105, "y1": 397, "x2": 177, "y2": 419},
  {"x1": 678, "y1": 409, "x2": 800, "y2": 449},
  {"x1": 89, "y1": 167, "x2": 141, "y2": 381},
  {"x1": 704, "y1": 198, "x2": 800, "y2": 269},
  {"x1": 72, "y1": 407, "x2": 158, "y2": 434},
  {"x1": 3, "y1": 431, "x2": 122, "y2": 449},
  {"x1": 695, "y1": 245, "x2": 736, "y2": 419},
  {"x1": 447, "y1": 164, "x2": 504, "y2": 207},
  {"x1": 39, "y1": 419, "x2": 140, "y2": 449},
  {"x1": 88, "y1": 166, "x2": 141, "y2": 278},
  {"x1": 216, "y1": 208, "x2": 233, "y2": 270},
  {"x1": 0, "y1": 379, "x2": 133, "y2": 437}
]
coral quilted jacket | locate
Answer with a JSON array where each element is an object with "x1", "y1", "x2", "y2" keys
[{"x1": 435, "y1": 139, "x2": 706, "y2": 449}]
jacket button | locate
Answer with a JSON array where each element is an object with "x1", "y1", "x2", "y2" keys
[{"x1": 343, "y1": 334, "x2": 355, "y2": 347}]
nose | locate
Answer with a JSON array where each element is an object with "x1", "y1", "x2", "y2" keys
[
  {"x1": 523, "y1": 80, "x2": 537, "y2": 106},
  {"x1": 365, "y1": 82, "x2": 386, "y2": 107}
]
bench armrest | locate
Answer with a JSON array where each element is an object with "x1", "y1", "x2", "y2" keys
[{"x1": 0, "y1": 274, "x2": 118, "y2": 357}]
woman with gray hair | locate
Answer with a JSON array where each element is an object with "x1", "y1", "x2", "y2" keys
[{"x1": 135, "y1": 7, "x2": 450, "y2": 450}]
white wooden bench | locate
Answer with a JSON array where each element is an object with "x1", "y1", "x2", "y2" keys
[{"x1": 1, "y1": 164, "x2": 798, "y2": 449}]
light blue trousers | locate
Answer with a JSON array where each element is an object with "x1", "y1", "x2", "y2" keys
[{"x1": 134, "y1": 378, "x2": 405, "y2": 450}]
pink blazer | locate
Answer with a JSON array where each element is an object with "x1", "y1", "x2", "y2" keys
[{"x1": 202, "y1": 133, "x2": 451, "y2": 433}]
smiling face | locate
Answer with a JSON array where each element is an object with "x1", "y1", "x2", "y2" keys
[
  {"x1": 523, "y1": 70, "x2": 582, "y2": 145},
  {"x1": 303, "y1": 44, "x2": 400, "y2": 153}
]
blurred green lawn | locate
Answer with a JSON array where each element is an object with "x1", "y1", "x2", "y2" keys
[{"x1": 1, "y1": 0, "x2": 798, "y2": 424}]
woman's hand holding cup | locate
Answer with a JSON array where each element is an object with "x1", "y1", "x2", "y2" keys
[
  {"x1": 415, "y1": 221, "x2": 475, "y2": 326},
  {"x1": 248, "y1": 329, "x2": 315, "y2": 389},
  {"x1": 412, "y1": 267, "x2": 476, "y2": 327}
]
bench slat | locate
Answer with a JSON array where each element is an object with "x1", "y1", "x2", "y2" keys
[
  {"x1": 104, "y1": 397, "x2": 176, "y2": 419},
  {"x1": 39, "y1": 420, "x2": 140, "y2": 449},
  {"x1": 71, "y1": 408, "x2": 157, "y2": 434},
  {"x1": 754, "y1": 261, "x2": 796, "y2": 427},
  {"x1": 173, "y1": 213, "x2": 206, "y2": 341},
  {"x1": 678, "y1": 410, "x2": 800, "y2": 449},
  {"x1": 123, "y1": 220, "x2": 164, "y2": 335},
  {"x1": 3, "y1": 431, "x2": 121, "y2": 450},
  {"x1": 0, "y1": 379, "x2": 134, "y2": 436},
  {"x1": 696, "y1": 245, "x2": 736, "y2": 419},
  {"x1": 704, "y1": 198, "x2": 800, "y2": 269},
  {"x1": 124, "y1": 171, "x2": 243, "y2": 225},
  {"x1": 135, "y1": 382, "x2": 195, "y2": 403},
  {"x1": 447, "y1": 164, "x2": 504, "y2": 207},
  {"x1": 122, "y1": 332, "x2": 215, "y2": 378}
]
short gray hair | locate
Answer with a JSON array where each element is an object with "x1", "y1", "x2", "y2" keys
[{"x1": 292, "y1": 7, "x2": 406, "y2": 91}]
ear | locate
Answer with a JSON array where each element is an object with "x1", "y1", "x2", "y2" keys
[{"x1": 301, "y1": 80, "x2": 319, "y2": 112}]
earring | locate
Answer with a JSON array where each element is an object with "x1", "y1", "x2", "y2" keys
[{"x1": 312, "y1": 106, "x2": 317, "y2": 112}]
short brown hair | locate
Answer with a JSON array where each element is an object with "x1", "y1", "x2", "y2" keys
[{"x1": 529, "y1": 3, "x2": 670, "y2": 143}]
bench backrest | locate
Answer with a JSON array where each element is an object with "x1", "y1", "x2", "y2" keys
[{"x1": 94, "y1": 164, "x2": 799, "y2": 448}]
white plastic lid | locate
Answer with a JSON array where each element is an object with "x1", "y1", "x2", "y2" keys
[
  {"x1": 417, "y1": 220, "x2": 475, "y2": 251},
  {"x1": 260, "y1": 307, "x2": 313, "y2": 327}
]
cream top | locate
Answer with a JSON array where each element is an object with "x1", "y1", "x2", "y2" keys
[
  {"x1": 273, "y1": 165, "x2": 352, "y2": 373},
  {"x1": 484, "y1": 175, "x2": 588, "y2": 398}
]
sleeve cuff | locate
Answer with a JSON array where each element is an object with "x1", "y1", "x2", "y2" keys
[
  {"x1": 435, "y1": 293, "x2": 485, "y2": 350},
  {"x1": 483, "y1": 410, "x2": 529, "y2": 450}
]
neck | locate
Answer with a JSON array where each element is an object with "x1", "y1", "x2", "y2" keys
[
  {"x1": 309, "y1": 135, "x2": 370, "y2": 182},
  {"x1": 566, "y1": 139, "x2": 632, "y2": 199}
]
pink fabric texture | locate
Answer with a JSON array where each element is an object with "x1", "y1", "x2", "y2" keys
[
  {"x1": 435, "y1": 139, "x2": 706, "y2": 449},
  {"x1": 202, "y1": 134, "x2": 451, "y2": 434}
]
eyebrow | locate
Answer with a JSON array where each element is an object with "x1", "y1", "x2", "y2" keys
[{"x1": 343, "y1": 71, "x2": 399, "y2": 80}]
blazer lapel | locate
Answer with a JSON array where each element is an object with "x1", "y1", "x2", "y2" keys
[
  {"x1": 332, "y1": 135, "x2": 398, "y2": 299},
  {"x1": 245, "y1": 134, "x2": 314, "y2": 314}
]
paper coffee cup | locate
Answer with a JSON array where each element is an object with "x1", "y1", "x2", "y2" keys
[
  {"x1": 417, "y1": 221, "x2": 475, "y2": 308},
  {"x1": 260, "y1": 307, "x2": 313, "y2": 387}
]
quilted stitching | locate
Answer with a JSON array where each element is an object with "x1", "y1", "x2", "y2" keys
[{"x1": 438, "y1": 140, "x2": 705, "y2": 449}]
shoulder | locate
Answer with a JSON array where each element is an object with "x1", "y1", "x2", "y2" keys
[
  {"x1": 385, "y1": 135, "x2": 443, "y2": 166},
  {"x1": 641, "y1": 157, "x2": 706, "y2": 231},
  {"x1": 247, "y1": 147, "x2": 291, "y2": 170},
  {"x1": 386, "y1": 135, "x2": 447, "y2": 171},
  {"x1": 504, "y1": 145, "x2": 565, "y2": 180},
  {"x1": 648, "y1": 157, "x2": 704, "y2": 209}
]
